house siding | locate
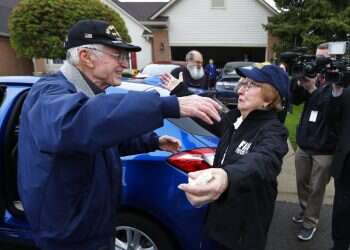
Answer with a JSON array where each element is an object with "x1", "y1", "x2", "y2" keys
[
  {"x1": 103, "y1": 0, "x2": 153, "y2": 69},
  {"x1": 164, "y1": 0, "x2": 273, "y2": 48}
]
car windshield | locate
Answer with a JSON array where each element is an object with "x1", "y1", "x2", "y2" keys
[
  {"x1": 168, "y1": 117, "x2": 215, "y2": 136},
  {"x1": 141, "y1": 64, "x2": 180, "y2": 76},
  {"x1": 223, "y1": 62, "x2": 255, "y2": 75}
]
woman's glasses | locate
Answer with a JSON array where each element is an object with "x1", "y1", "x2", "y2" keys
[{"x1": 237, "y1": 78, "x2": 262, "y2": 91}]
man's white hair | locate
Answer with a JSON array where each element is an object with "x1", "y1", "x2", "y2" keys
[
  {"x1": 185, "y1": 50, "x2": 202, "y2": 62},
  {"x1": 66, "y1": 44, "x2": 104, "y2": 65}
]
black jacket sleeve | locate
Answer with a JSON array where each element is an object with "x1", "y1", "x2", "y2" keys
[
  {"x1": 290, "y1": 78, "x2": 310, "y2": 105},
  {"x1": 170, "y1": 82, "x2": 193, "y2": 96},
  {"x1": 223, "y1": 122, "x2": 288, "y2": 196}
]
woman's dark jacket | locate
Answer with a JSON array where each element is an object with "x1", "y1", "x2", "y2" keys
[{"x1": 170, "y1": 84, "x2": 289, "y2": 250}]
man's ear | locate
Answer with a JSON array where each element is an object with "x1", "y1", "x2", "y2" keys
[{"x1": 79, "y1": 49, "x2": 94, "y2": 68}]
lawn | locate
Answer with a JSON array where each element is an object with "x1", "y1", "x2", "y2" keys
[{"x1": 285, "y1": 104, "x2": 303, "y2": 150}]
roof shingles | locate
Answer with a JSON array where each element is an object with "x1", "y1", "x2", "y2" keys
[
  {"x1": 111, "y1": 1, "x2": 168, "y2": 21},
  {"x1": 0, "y1": 0, "x2": 20, "y2": 34}
]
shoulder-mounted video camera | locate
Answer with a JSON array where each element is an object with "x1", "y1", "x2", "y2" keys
[
  {"x1": 324, "y1": 41, "x2": 350, "y2": 87},
  {"x1": 280, "y1": 36, "x2": 350, "y2": 87}
]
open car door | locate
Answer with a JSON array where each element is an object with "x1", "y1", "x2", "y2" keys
[{"x1": 0, "y1": 84, "x2": 7, "y2": 221}]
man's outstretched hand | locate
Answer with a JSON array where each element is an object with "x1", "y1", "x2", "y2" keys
[
  {"x1": 178, "y1": 95, "x2": 221, "y2": 124},
  {"x1": 160, "y1": 72, "x2": 183, "y2": 91},
  {"x1": 159, "y1": 135, "x2": 181, "y2": 153}
]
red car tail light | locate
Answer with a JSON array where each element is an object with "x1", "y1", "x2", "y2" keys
[{"x1": 167, "y1": 148, "x2": 216, "y2": 173}]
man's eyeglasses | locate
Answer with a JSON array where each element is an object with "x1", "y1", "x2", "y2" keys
[
  {"x1": 237, "y1": 78, "x2": 262, "y2": 91},
  {"x1": 82, "y1": 47, "x2": 130, "y2": 62}
]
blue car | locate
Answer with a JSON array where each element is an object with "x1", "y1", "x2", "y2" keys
[{"x1": 0, "y1": 76, "x2": 219, "y2": 250}]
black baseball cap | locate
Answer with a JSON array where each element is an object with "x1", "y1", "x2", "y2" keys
[{"x1": 64, "y1": 19, "x2": 141, "y2": 52}]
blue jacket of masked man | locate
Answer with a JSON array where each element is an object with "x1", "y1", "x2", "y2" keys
[{"x1": 17, "y1": 61, "x2": 179, "y2": 250}]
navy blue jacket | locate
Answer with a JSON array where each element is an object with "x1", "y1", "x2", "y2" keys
[
  {"x1": 205, "y1": 64, "x2": 217, "y2": 80},
  {"x1": 18, "y1": 71, "x2": 179, "y2": 250}
]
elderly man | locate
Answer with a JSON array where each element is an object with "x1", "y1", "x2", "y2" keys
[
  {"x1": 171, "y1": 50, "x2": 209, "y2": 89},
  {"x1": 17, "y1": 19, "x2": 220, "y2": 250}
]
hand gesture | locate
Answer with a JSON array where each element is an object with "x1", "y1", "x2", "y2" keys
[
  {"x1": 158, "y1": 135, "x2": 181, "y2": 153},
  {"x1": 160, "y1": 72, "x2": 183, "y2": 91},
  {"x1": 178, "y1": 95, "x2": 221, "y2": 124},
  {"x1": 178, "y1": 168, "x2": 229, "y2": 207}
]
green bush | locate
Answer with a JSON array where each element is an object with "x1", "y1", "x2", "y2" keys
[{"x1": 9, "y1": 0, "x2": 130, "y2": 59}]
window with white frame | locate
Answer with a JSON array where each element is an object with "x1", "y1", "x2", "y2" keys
[{"x1": 211, "y1": 0, "x2": 225, "y2": 8}]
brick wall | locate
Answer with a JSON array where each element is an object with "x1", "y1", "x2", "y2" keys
[
  {"x1": 0, "y1": 36, "x2": 33, "y2": 76},
  {"x1": 151, "y1": 29, "x2": 171, "y2": 62},
  {"x1": 267, "y1": 31, "x2": 280, "y2": 62}
]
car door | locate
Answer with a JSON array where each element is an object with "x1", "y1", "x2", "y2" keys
[
  {"x1": 0, "y1": 84, "x2": 7, "y2": 221},
  {"x1": 0, "y1": 82, "x2": 31, "y2": 213}
]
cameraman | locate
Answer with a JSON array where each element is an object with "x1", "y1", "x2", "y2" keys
[
  {"x1": 290, "y1": 56, "x2": 337, "y2": 241},
  {"x1": 329, "y1": 82, "x2": 350, "y2": 250}
]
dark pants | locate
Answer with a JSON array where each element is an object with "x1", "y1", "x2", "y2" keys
[
  {"x1": 332, "y1": 162, "x2": 350, "y2": 250},
  {"x1": 215, "y1": 243, "x2": 232, "y2": 250},
  {"x1": 208, "y1": 79, "x2": 216, "y2": 89},
  {"x1": 214, "y1": 241, "x2": 244, "y2": 250}
]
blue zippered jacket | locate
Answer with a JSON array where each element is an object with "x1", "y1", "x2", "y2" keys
[{"x1": 17, "y1": 71, "x2": 179, "y2": 250}]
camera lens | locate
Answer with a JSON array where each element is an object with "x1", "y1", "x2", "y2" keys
[{"x1": 325, "y1": 71, "x2": 341, "y2": 83}]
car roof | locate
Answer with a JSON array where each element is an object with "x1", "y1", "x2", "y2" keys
[
  {"x1": 107, "y1": 81, "x2": 170, "y2": 97},
  {"x1": 0, "y1": 76, "x2": 40, "y2": 85},
  {"x1": 0, "y1": 76, "x2": 170, "y2": 98},
  {"x1": 0, "y1": 76, "x2": 169, "y2": 96},
  {"x1": 224, "y1": 61, "x2": 256, "y2": 67},
  {"x1": 153, "y1": 60, "x2": 186, "y2": 66}
]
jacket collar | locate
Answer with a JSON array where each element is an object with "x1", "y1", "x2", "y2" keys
[
  {"x1": 60, "y1": 61, "x2": 95, "y2": 97},
  {"x1": 228, "y1": 108, "x2": 277, "y2": 124},
  {"x1": 244, "y1": 109, "x2": 277, "y2": 121}
]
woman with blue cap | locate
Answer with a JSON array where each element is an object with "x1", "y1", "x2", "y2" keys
[{"x1": 161, "y1": 63, "x2": 290, "y2": 250}]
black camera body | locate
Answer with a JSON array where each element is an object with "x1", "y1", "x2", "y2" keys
[
  {"x1": 280, "y1": 40, "x2": 350, "y2": 87},
  {"x1": 324, "y1": 41, "x2": 350, "y2": 87}
]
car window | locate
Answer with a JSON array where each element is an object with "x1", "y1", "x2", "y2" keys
[
  {"x1": 223, "y1": 67, "x2": 237, "y2": 75},
  {"x1": 223, "y1": 63, "x2": 255, "y2": 75},
  {"x1": 141, "y1": 64, "x2": 180, "y2": 76},
  {"x1": 167, "y1": 117, "x2": 215, "y2": 137},
  {"x1": 0, "y1": 85, "x2": 6, "y2": 106}
]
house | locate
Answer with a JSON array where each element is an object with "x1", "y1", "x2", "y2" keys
[
  {"x1": 44, "y1": 0, "x2": 160, "y2": 72},
  {"x1": 0, "y1": 0, "x2": 33, "y2": 75},
  {"x1": 113, "y1": 0, "x2": 279, "y2": 67},
  {"x1": 103, "y1": 0, "x2": 157, "y2": 69}
]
